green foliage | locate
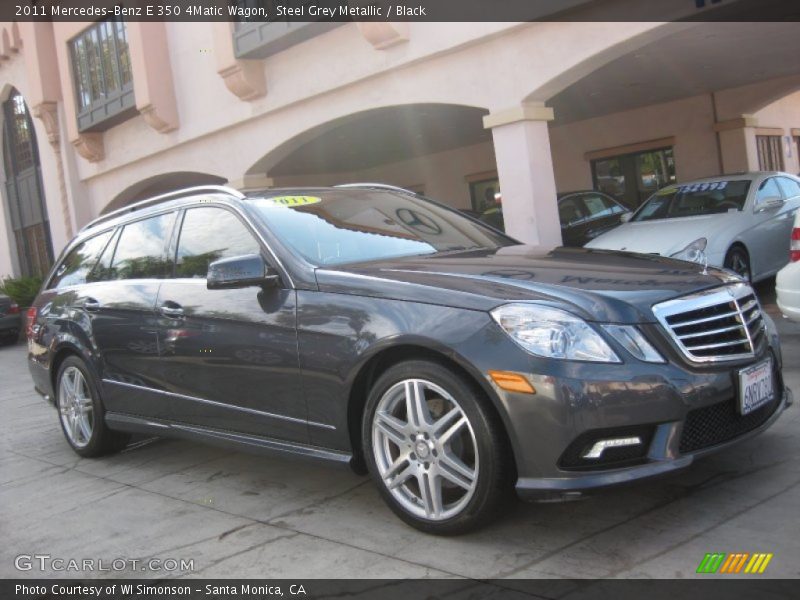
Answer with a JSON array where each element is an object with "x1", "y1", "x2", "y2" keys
[{"x1": 0, "y1": 276, "x2": 43, "y2": 308}]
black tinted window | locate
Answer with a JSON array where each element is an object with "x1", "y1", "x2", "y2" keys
[
  {"x1": 580, "y1": 194, "x2": 626, "y2": 219},
  {"x1": 89, "y1": 228, "x2": 119, "y2": 282},
  {"x1": 108, "y1": 212, "x2": 176, "y2": 280},
  {"x1": 558, "y1": 197, "x2": 586, "y2": 226},
  {"x1": 175, "y1": 207, "x2": 261, "y2": 278},
  {"x1": 49, "y1": 230, "x2": 114, "y2": 289}
]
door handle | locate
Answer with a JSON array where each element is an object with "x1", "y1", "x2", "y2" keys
[
  {"x1": 83, "y1": 298, "x2": 101, "y2": 312},
  {"x1": 159, "y1": 302, "x2": 185, "y2": 319}
]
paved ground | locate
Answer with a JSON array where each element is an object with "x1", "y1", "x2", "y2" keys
[{"x1": 2, "y1": 280, "x2": 799, "y2": 580}]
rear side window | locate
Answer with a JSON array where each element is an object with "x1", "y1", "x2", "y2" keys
[
  {"x1": 580, "y1": 194, "x2": 626, "y2": 219},
  {"x1": 107, "y1": 212, "x2": 177, "y2": 280},
  {"x1": 89, "y1": 228, "x2": 120, "y2": 282},
  {"x1": 558, "y1": 197, "x2": 586, "y2": 226},
  {"x1": 49, "y1": 230, "x2": 114, "y2": 289},
  {"x1": 175, "y1": 207, "x2": 261, "y2": 278}
]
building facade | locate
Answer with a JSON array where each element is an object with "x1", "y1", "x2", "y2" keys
[{"x1": 2, "y1": 14, "x2": 800, "y2": 279}]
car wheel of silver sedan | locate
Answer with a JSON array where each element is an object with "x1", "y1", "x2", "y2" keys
[
  {"x1": 724, "y1": 246, "x2": 752, "y2": 282},
  {"x1": 56, "y1": 356, "x2": 130, "y2": 457},
  {"x1": 363, "y1": 360, "x2": 512, "y2": 534}
]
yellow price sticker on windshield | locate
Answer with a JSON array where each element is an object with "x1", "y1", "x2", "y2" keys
[{"x1": 266, "y1": 195, "x2": 322, "y2": 207}]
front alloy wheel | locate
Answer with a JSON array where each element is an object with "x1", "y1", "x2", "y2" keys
[
  {"x1": 372, "y1": 378, "x2": 479, "y2": 521},
  {"x1": 364, "y1": 360, "x2": 511, "y2": 534}
]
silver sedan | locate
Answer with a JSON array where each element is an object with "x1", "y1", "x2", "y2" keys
[{"x1": 586, "y1": 171, "x2": 800, "y2": 282}]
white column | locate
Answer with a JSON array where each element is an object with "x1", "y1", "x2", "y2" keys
[
  {"x1": 715, "y1": 115, "x2": 760, "y2": 174},
  {"x1": 484, "y1": 104, "x2": 562, "y2": 248}
]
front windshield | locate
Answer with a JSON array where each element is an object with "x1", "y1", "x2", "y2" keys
[
  {"x1": 632, "y1": 180, "x2": 751, "y2": 222},
  {"x1": 247, "y1": 190, "x2": 515, "y2": 266}
]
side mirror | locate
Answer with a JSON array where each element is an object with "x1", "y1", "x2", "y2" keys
[
  {"x1": 756, "y1": 196, "x2": 784, "y2": 212},
  {"x1": 207, "y1": 254, "x2": 280, "y2": 290},
  {"x1": 620, "y1": 212, "x2": 633, "y2": 223}
]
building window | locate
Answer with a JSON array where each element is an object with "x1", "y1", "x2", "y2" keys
[
  {"x1": 591, "y1": 146, "x2": 676, "y2": 210},
  {"x1": 795, "y1": 136, "x2": 800, "y2": 166},
  {"x1": 2, "y1": 89, "x2": 54, "y2": 278},
  {"x1": 70, "y1": 17, "x2": 136, "y2": 132},
  {"x1": 469, "y1": 177, "x2": 501, "y2": 214},
  {"x1": 231, "y1": 1, "x2": 341, "y2": 59},
  {"x1": 756, "y1": 135, "x2": 785, "y2": 171}
]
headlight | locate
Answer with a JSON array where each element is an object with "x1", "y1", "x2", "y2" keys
[
  {"x1": 490, "y1": 304, "x2": 620, "y2": 363},
  {"x1": 601, "y1": 325, "x2": 665, "y2": 363},
  {"x1": 670, "y1": 237, "x2": 707, "y2": 265}
]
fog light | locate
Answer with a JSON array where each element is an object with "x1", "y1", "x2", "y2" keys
[{"x1": 582, "y1": 436, "x2": 642, "y2": 459}]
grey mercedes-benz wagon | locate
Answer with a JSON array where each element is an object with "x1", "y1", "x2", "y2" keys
[{"x1": 26, "y1": 184, "x2": 792, "y2": 534}]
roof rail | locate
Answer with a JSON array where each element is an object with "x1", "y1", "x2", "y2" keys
[
  {"x1": 81, "y1": 185, "x2": 245, "y2": 233},
  {"x1": 334, "y1": 182, "x2": 417, "y2": 194}
]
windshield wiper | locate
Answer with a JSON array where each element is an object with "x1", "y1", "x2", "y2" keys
[{"x1": 434, "y1": 245, "x2": 484, "y2": 255}]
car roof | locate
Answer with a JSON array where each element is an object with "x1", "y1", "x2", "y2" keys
[
  {"x1": 557, "y1": 190, "x2": 612, "y2": 199},
  {"x1": 671, "y1": 171, "x2": 795, "y2": 185},
  {"x1": 77, "y1": 184, "x2": 418, "y2": 241}
]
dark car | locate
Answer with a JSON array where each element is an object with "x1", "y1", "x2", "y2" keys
[
  {"x1": 557, "y1": 190, "x2": 630, "y2": 247},
  {"x1": 478, "y1": 190, "x2": 629, "y2": 246},
  {"x1": 27, "y1": 185, "x2": 791, "y2": 534},
  {"x1": 0, "y1": 294, "x2": 21, "y2": 345}
]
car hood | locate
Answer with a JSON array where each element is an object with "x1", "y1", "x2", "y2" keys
[
  {"x1": 315, "y1": 245, "x2": 741, "y2": 323},
  {"x1": 584, "y1": 214, "x2": 727, "y2": 256}
]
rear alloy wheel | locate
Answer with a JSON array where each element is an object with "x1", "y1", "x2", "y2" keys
[
  {"x1": 724, "y1": 246, "x2": 751, "y2": 282},
  {"x1": 58, "y1": 365, "x2": 94, "y2": 449},
  {"x1": 363, "y1": 360, "x2": 511, "y2": 534},
  {"x1": 56, "y1": 356, "x2": 130, "y2": 457}
]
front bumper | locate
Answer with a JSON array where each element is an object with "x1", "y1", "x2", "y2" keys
[
  {"x1": 0, "y1": 313, "x2": 21, "y2": 337},
  {"x1": 462, "y1": 313, "x2": 791, "y2": 502},
  {"x1": 515, "y1": 384, "x2": 792, "y2": 501}
]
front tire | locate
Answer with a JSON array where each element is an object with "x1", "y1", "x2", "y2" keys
[
  {"x1": 56, "y1": 356, "x2": 130, "y2": 457},
  {"x1": 724, "y1": 245, "x2": 751, "y2": 282},
  {"x1": 362, "y1": 360, "x2": 512, "y2": 535}
]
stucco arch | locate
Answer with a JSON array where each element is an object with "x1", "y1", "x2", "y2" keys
[
  {"x1": 103, "y1": 171, "x2": 228, "y2": 214},
  {"x1": 244, "y1": 103, "x2": 490, "y2": 178},
  {"x1": 522, "y1": 22, "x2": 693, "y2": 105}
]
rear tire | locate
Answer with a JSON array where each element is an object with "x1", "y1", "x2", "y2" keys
[
  {"x1": 55, "y1": 356, "x2": 130, "y2": 457},
  {"x1": 362, "y1": 360, "x2": 512, "y2": 535},
  {"x1": 724, "y1": 245, "x2": 751, "y2": 282}
]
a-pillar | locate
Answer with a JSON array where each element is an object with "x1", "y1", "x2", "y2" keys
[{"x1": 483, "y1": 104, "x2": 562, "y2": 248}]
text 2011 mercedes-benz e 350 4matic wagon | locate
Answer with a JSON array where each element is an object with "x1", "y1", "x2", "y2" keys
[{"x1": 27, "y1": 184, "x2": 792, "y2": 534}]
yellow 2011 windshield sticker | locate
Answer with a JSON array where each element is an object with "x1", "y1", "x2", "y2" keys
[{"x1": 265, "y1": 195, "x2": 322, "y2": 207}]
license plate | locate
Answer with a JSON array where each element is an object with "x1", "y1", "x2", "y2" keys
[{"x1": 739, "y1": 359, "x2": 774, "y2": 416}]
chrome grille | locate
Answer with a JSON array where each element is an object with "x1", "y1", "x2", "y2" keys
[{"x1": 652, "y1": 283, "x2": 766, "y2": 363}]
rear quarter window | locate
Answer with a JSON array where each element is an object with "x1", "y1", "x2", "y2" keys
[{"x1": 49, "y1": 230, "x2": 115, "y2": 289}]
